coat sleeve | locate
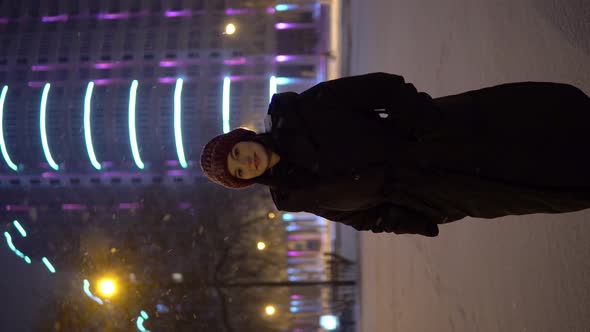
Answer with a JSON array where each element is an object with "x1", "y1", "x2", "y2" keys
[
  {"x1": 313, "y1": 204, "x2": 440, "y2": 237},
  {"x1": 298, "y1": 72, "x2": 426, "y2": 112}
]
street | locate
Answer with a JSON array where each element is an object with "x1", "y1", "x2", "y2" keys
[{"x1": 346, "y1": 0, "x2": 590, "y2": 331}]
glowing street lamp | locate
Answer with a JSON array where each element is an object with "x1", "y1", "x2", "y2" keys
[
  {"x1": 97, "y1": 278, "x2": 117, "y2": 298},
  {"x1": 225, "y1": 23, "x2": 236, "y2": 35},
  {"x1": 257, "y1": 241, "x2": 266, "y2": 251},
  {"x1": 264, "y1": 305, "x2": 276, "y2": 316}
]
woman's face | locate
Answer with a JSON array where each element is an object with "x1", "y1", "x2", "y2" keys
[{"x1": 226, "y1": 141, "x2": 270, "y2": 180}]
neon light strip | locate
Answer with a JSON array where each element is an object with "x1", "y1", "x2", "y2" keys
[
  {"x1": 174, "y1": 78, "x2": 188, "y2": 168},
  {"x1": 83, "y1": 279, "x2": 104, "y2": 305},
  {"x1": 222, "y1": 77, "x2": 231, "y2": 133},
  {"x1": 269, "y1": 76, "x2": 277, "y2": 101},
  {"x1": 12, "y1": 220, "x2": 27, "y2": 237},
  {"x1": 0, "y1": 86, "x2": 17, "y2": 171},
  {"x1": 275, "y1": 4, "x2": 299, "y2": 11},
  {"x1": 136, "y1": 310, "x2": 150, "y2": 332},
  {"x1": 84, "y1": 82, "x2": 101, "y2": 170},
  {"x1": 128, "y1": 80, "x2": 144, "y2": 169},
  {"x1": 40, "y1": 83, "x2": 59, "y2": 170},
  {"x1": 42, "y1": 257, "x2": 56, "y2": 273},
  {"x1": 4, "y1": 232, "x2": 31, "y2": 264}
]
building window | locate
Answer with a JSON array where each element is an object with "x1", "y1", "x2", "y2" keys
[{"x1": 57, "y1": 70, "x2": 68, "y2": 81}]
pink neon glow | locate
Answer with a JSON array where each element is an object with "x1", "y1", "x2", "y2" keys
[
  {"x1": 167, "y1": 170, "x2": 187, "y2": 177},
  {"x1": 165, "y1": 10, "x2": 192, "y2": 17},
  {"x1": 62, "y1": 204, "x2": 87, "y2": 211},
  {"x1": 93, "y1": 78, "x2": 117, "y2": 85},
  {"x1": 119, "y1": 203, "x2": 141, "y2": 210},
  {"x1": 159, "y1": 60, "x2": 181, "y2": 67},
  {"x1": 158, "y1": 77, "x2": 176, "y2": 84},
  {"x1": 94, "y1": 62, "x2": 120, "y2": 69},
  {"x1": 5, "y1": 205, "x2": 30, "y2": 212},
  {"x1": 0, "y1": 18, "x2": 9, "y2": 24},
  {"x1": 223, "y1": 57, "x2": 247, "y2": 65},
  {"x1": 266, "y1": 7, "x2": 276, "y2": 14},
  {"x1": 287, "y1": 251, "x2": 307, "y2": 257},
  {"x1": 41, "y1": 172, "x2": 60, "y2": 179},
  {"x1": 290, "y1": 295, "x2": 302, "y2": 300},
  {"x1": 275, "y1": 55, "x2": 294, "y2": 62},
  {"x1": 275, "y1": 22, "x2": 292, "y2": 30},
  {"x1": 42, "y1": 15, "x2": 68, "y2": 22},
  {"x1": 275, "y1": 22, "x2": 313, "y2": 30},
  {"x1": 97, "y1": 12, "x2": 130, "y2": 20}
]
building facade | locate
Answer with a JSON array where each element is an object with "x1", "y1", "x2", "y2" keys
[{"x1": 0, "y1": 0, "x2": 326, "y2": 189}]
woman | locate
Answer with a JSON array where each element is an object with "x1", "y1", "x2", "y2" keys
[{"x1": 200, "y1": 72, "x2": 590, "y2": 237}]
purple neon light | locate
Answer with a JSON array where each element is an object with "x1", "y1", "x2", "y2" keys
[
  {"x1": 0, "y1": 18, "x2": 9, "y2": 24},
  {"x1": 266, "y1": 7, "x2": 276, "y2": 14},
  {"x1": 167, "y1": 169, "x2": 188, "y2": 177},
  {"x1": 287, "y1": 251, "x2": 307, "y2": 257},
  {"x1": 62, "y1": 204, "x2": 87, "y2": 211},
  {"x1": 178, "y1": 202, "x2": 192, "y2": 209},
  {"x1": 165, "y1": 160, "x2": 180, "y2": 167},
  {"x1": 159, "y1": 60, "x2": 182, "y2": 67},
  {"x1": 42, "y1": 14, "x2": 68, "y2": 23},
  {"x1": 165, "y1": 10, "x2": 192, "y2": 17},
  {"x1": 5, "y1": 205, "x2": 30, "y2": 212},
  {"x1": 225, "y1": 8, "x2": 250, "y2": 15},
  {"x1": 275, "y1": 22, "x2": 313, "y2": 30},
  {"x1": 223, "y1": 57, "x2": 247, "y2": 65},
  {"x1": 32, "y1": 65, "x2": 52, "y2": 71},
  {"x1": 290, "y1": 295, "x2": 302, "y2": 300},
  {"x1": 158, "y1": 77, "x2": 176, "y2": 84},
  {"x1": 41, "y1": 172, "x2": 60, "y2": 179},
  {"x1": 97, "y1": 12, "x2": 130, "y2": 20},
  {"x1": 93, "y1": 78, "x2": 119, "y2": 86},
  {"x1": 94, "y1": 62, "x2": 120, "y2": 69},
  {"x1": 119, "y1": 203, "x2": 140, "y2": 210},
  {"x1": 275, "y1": 55, "x2": 295, "y2": 62},
  {"x1": 27, "y1": 81, "x2": 45, "y2": 88},
  {"x1": 275, "y1": 22, "x2": 293, "y2": 30}
]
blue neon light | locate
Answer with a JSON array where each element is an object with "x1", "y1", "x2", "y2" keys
[
  {"x1": 0, "y1": 86, "x2": 17, "y2": 171},
  {"x1": 42, "y1": 257, "x2": 56, "y2": 273},
  {"x1": 275, "y1": 77, "x2": 293, "y2": 85},
  {"x1": 83, "y1": 279, "x2": 104, "y2": 305},
  {"x1": 320, "y1": 315, "x2": 340, "y2": 330},
  {"x1": 282, "y1": 213, "x2": 294, "y2": 221},
  {"x1": 136, "y1": 310, "x2": 150, "y2": 331},
  {"x1": 12, "y1": 220, "x2": 27, "y2": 237},
  {"x1": 174, "y1": 78, "x2": 188, "y2": 168},
  {"x1": 40, "y1": 83, "x2": 59, "y2": 170},
  {"x1": 275, "y1": 4, "x2": 298, "y2": 11},
  {"x1": 84, "y1": 82, "x2": 101, "y2": 170},
  {"x1": 222, "y1": 77, "x2": 231, "y2": 133},
  {"x1": 128, "y1": 80, "x2": 144, "y2": 169},
  {"x1": 4, "y1": 232, "x2": 31, "y2": 264},
  {"x1": 269, "y1": 76, "x2": 277, "y2": 102}
]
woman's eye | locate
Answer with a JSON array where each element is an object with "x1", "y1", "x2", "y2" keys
[
  {"x1": 237, "y1": 169, "x2": 243, "y2": 178},
  {"x1": 234, "y1": 148, "x2": 239, "y2": 158}
]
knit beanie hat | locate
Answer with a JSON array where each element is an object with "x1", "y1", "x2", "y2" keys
[{"x1": 200, "y1": 128, "x2": 257, "y2": 189}]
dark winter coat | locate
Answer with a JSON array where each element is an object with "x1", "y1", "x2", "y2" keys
[{"x1": 266, "y1": 73, "x2": 590, "y2": 237}]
